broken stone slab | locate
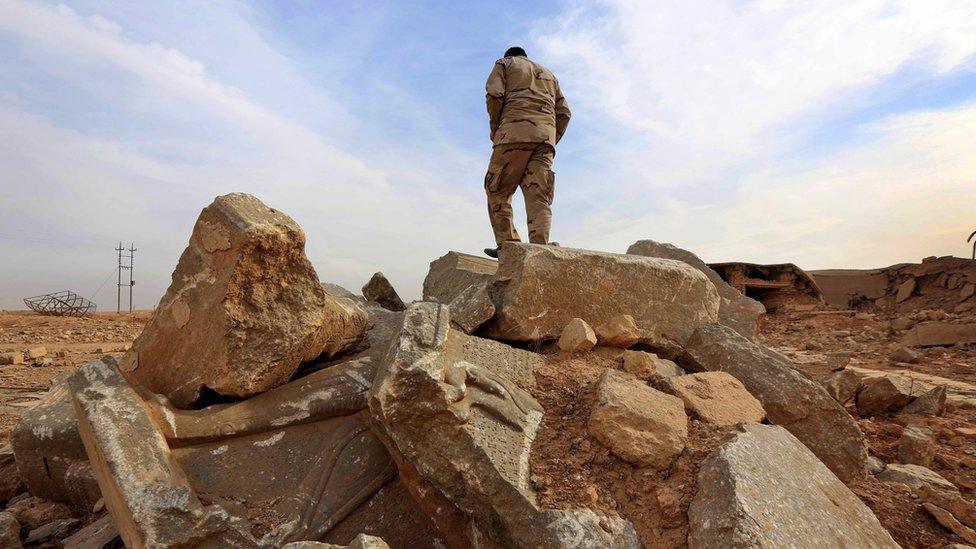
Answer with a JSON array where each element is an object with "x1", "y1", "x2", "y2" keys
[
  {"x1": 662, "y1": 372, "x2": 765, "y2": 426},
  {"x1": 10, "y1": 372, "x2": 87, "y2": 503},
  {"x1": 899, "y1": 385, "x2": 948, "y2": 417},
  {"x1": 855, "y1": 375, "x2": 927, "y2": 416},
  {"x1": 282, "y1": 533, "x2": 391, "y2": 549},
  {"x1": 688, "y1": 423, "x2": 898, "y2": 549},
  {"x1": 681, "y1": 322, "x2": 868, "y2": 483},
  {"x1": 593, "y1": 314, "x2": 640, "y2": 348},
  {"x1": 922, "y1": 503, "x2": 976, "y2": 545},
  {"x1": 898, "y1": 425, "x2": 936, "y2": 467},
  {"x1": 61, "y1": 514, "x2": 120, "y2": 549},
  {"x1": 71, "y1": 353, "x2": 443, "y2": 548},
  {"x1": 369, "y1": 303, "x2": 640, "y2": 548},
  {"x1": 890, "y1": 345, "x2": 920, "y2": 363},
  {"x1": 487, "y1": 243, "x2": 719, "y2": 345},
  {"x1": 627, "y1": 240, "x2": 765, "y2": 339},
  {"x1": 447, "y1": 281, "x2": 494, "y2": 334},
  {"x1": 0, "y1": 352, "x2": 23, "y2": 365},
  {"x1": 918, "y1": 485, "x2": 976, "y2": 530},
  {"x1": 558, "y1": 318, "x2": 597, "y2": 353},
  {"x1": 896, "y1": 278, "x2": 916, "y2": 303},
  {"x1": 621, "y1": 350, "x2": 684, "y2": 380},
  {"x1": 5, "y1": 495, "x2": 75, "y2": 532},
  {"x1": 822, "y1": 368, "x2": 863, "y2": 404},
  {"x1": 903, "y1": 322, "x2": 976, "y2": 347},
  {"x1": 589, "y1": 369, "x2": 688, "y2": 469},
  {"x1": 0, "y1": 443, "x2": 24, "y2": 503},
  {"x1": 119, "y1": 192, "x2": 368, "y2": 408},
  {"x1": 26, "y1": 517, "x2": 80, "y2": 544},
  {"x1": 0, "y1": 512, "x2": 19, "y2": 549},
  {"x1": 422, "y1": 251, "x2": 498, "y2": 304},
  {"x1": 361, "y1": 272, "x2": 407, "y2": 312},
  {"x1": 877, "y1": 463, "x2": 958, "y2": 492}
]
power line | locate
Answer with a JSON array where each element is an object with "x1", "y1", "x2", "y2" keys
[{"x1": 115, "y1": 242, "x2": 136, "y2": 313}]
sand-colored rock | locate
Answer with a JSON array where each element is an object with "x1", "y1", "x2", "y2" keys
[
  {"x1": 878, "y1": 463, "x2": 957, "y2": 492},
  {"x1": 447, "y1": 281, "x2": 494, "y2": 334},
  {"x1": 922, "y1": 504, "x2": 976, "y2": 545},
  {"x1": 822, "y1": 368, "x2": 863, "y2": 404},
  {"x1": 688, "y1": 424, "x2": 897, "y2": 549},
  {"x1": 422, "y1": 251, "x2": 498, "y2": 304},
  {"x1": 486, "y1": 243, "x2": 719, "y2": 344},
  {"x1": 662, "y1": 372, "x2": 765, "y2": 426},
  {"x1": 558, "y1": 318, "x2": 597, "y2": 353},
  {"x1": 682, "y1": 322, "x2": 868, "y2": 483},
  {"x1": 588, "y1": 369, "x2": 688, "y2": 469},
  {"x1": 593, "y1": 314, "x2": 641, "y2": 348},
  {"x1": 898, "y1": 425, "x2": 936, "y2": 467},
  {"x1": 0, "y1": 512, "x2": 20, "y2": 549},
  {"x1": 119, "y1": 193, "x2": 367, "y2": 407},
  {"x1": 856, "y1": 375, "x2": 925, "y2": 416},
  {"x1": 362, "y1": 272, "x2": 407, "y2": 312},
  {"x1": 621, "y1": 350, "x2": 684, "y2": 380}
]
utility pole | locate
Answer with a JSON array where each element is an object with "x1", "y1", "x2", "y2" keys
[{"x1": 115, "y1": 242, "x2": 136, "y2": 313}]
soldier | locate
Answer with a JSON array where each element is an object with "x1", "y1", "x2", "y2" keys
[{"x1": 483, "y1": 46, "x2": 571, "y2": 258}]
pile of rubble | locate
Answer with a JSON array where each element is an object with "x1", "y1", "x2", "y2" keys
[{"x1": 2, "y1": 192, "x2": 973, "y2": 547}]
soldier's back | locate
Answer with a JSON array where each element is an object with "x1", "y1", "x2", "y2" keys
[{"x1": 493, "y1": 56, "x2": 560, "y2": 145}]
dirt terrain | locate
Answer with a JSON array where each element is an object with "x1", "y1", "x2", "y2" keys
[{"x1": 2, "y1": 307, "x2": 975, "y2": 547}]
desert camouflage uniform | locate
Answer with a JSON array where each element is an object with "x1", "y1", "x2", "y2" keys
[{"x1": 485, "y1": 55, "x2": 571, "y2": 245}]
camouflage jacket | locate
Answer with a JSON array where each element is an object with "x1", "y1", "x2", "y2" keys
[{"x1": 486, "y1": 56, "x2": 571, "y2": 147}]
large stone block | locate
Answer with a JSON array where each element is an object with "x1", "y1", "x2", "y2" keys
[
  {"x1": 369, "y1": 303, "x2": 640, "y2": 548},
  {"x1": 422, "y1": 251, "x2": 498, "y2": 304},
  {"x1": 662, "y1": 372, "x2": 765, "y2": 426},
  {"x1": 688, "y1": 424, "x2": 897, "y2": 549},
  {"x1": 119, "y1": 193, "x2": 367, "y2": 408},
  {"x1": 628, "y1": 240, "x2": 765, "y2": 339},
  {"x1": 903, "y1": 322, "x2": 976, "y2": 347},
  {"x1": 486, "y1": 243, "x2": 719, "y2": 344},
  {"x1": 10, "y1": 372, "x2": 87, "y2": 503},
  {"x1": 682, "y1": 322, "x2": 867, "y2": 483}
]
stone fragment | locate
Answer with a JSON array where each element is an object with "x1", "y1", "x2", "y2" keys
[
  {"x1": 903, "y1": 322, "x2": 976, "y2": 347},
  {"x1": 593, "y1": 314, "x2": 640, "y2": 348},
  {"x1": 621, "y1": 350, "x2": 684, "y2": 380},
  {"x1": 10, "y1": 373, "x2": 87, "y2": 503},
  {"x1": 688, "y1": 424, "x2": 897, "y2": 549},
  {"x1": 369, "y1": 304, "x2": 639, "y2": 547},
  {"x1": 361, "y1": 272, "x2": 407, "y2": 312},
  {"x1": 0, "y1": 443, "x2": 24, "y2": 503},
  {"x1": 891, "y1": 316, "x2": 915, "y2": 331},
  {"x1": 558, "y1": 318, "x2": 597, "y2": 353},
  {"x1": 447, "y1": 281, "x2": 494, "y2": 334},
  {"x1": 5, "y1": 496, "x2": 75, "y2": 532},
  {"x1": 26, "y1": 517, "x2": 79, "y2": 544},
  {"x1": 61, "y1": 514, "x2": 119, "y2": 549},
  {"x1": 890, "y1": 345, "x2": 920, "y2": 363},
  {"x1": 866, "y1": 455, "x2": 886, "y2": 475},
  {"x1": 856, "y1": 375, "x2": 925, "y2": 416},
  {"x1": 588, "y1": 369, "x2": 688, "y2": 469},
  {"x1": 322, "y1": 282, "x2": 362, "y2": 301},
  {"x1": 877, "y1": 463, "x2": 957, "y2": 492},
  {"x1": 826, "y1": 351, "x2": 851, "y2": 370},
  {"x1": 663, "y1": 372, "x2": 765, "y2": 426},
  {"x1": 25, "y1": 346, "x2": 46, "y2": 360},
  {"x1": 64, "y1": 461, "x2": 102, "y2": 511},
  {"x1": 899, "y1": 385, "x2": 947, "y2": 417},
  {"x1": 487, "y1": 243, "x2": 719, "y2": 344},
  {"x1": 923, "y1": 503, "x2": 976, "y2": 545},
  {"x1": 0, "y1": 352, "x2": 23, "y2": 365},
  {"x1": 896, "y1": 278, "x2": 916, "y2": 302},
  {"x1": 681, "y1": 323, "x2": 868, "y2": 483},
  {"x1": 918, "y1": 485, "x2": 976, "y2": 530},
  {"x1": 898, "y1": 425, "x2": 936, "y2": 467},
  {"x1": 822, "y1": 368, "x2": 862, "y2": 404},
  {"x1": 962, "y1": 283, "x2": 976, "y2": 301},
  {"x1": 119, "y1": 193, "x2": 368, "y2": 407},
  {"x1": 422, "y1": 251, "x2": 498, "y2": 304},
  {"x1": 282, "y1": 533, "x2": 391, "y2": 549},
  {"x1": 0, "y1": 512, "x2": 20, "y2": 549},
  {"x1": 627, "y1": 240, "x2": 765, "y2": 339}
]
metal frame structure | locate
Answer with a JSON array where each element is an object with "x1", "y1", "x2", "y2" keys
[
  {"x1": 969, "y1": 230, "x2": 976, "y2": 260},
  {"x1": 23, "y1": 291, "x2": 97, "y2": 316}
]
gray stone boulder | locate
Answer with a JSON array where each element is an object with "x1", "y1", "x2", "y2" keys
[
  {"x1": 361, "y1": 272, "x2": 407, "y2": 312},
  {"x1": 486, "y1": 243, "x2": 719, "y2": 345},
  {"x1": 119, "y1": 193, "x2": 368, "y2": 407},
  {"x1": 681, "y1": 322, "x2": 867, "y2": 483},
  {"x1": 688, "y1": 424, "x2": 897, "y2": 548},
  {"x1": 422, "y1": 251, "x2": 498, "y2": 304},
  {"x1": 877, "y1": 463, "x2": 957, "y2": 492},
  {"x1": 627, "y1": 240, "x2": 765, "y2": 339},
  {"x1": 446, "y1": 281, "x2": 495, "y2": 334},
  {"x1": 369, "y1": 303, "x2": 640, "y2": 548}
]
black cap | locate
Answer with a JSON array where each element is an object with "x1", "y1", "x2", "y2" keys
[{"x1": 504, "y1": 46, "x2": 527, "y2": 58}]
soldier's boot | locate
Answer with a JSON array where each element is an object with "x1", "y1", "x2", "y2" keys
[{"x1": 484, "y1": 247, "x2": 499, "y2": 259}]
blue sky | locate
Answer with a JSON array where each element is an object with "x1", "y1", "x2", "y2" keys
[{"x1": 1, "y1": 0, "x2": 975, "y2": 309}]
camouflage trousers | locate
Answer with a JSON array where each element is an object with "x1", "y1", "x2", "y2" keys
[{"x1": 484, "y1": 143, "x2": 555, "y2": 246}]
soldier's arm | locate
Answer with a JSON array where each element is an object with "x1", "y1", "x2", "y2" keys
[
  {"x1": 554, "y1": 81, "x2": 571, "y2": 144},
  {"x1": 485, "y1": 61, "x2": 506, "y2": 139}
]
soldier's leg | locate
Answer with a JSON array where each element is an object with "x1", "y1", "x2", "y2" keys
[
  {"x1": 485, "y1": 145, "x2": 532, "y2": 246},
  {"x1": 521, "y1": 145, "x2": 556, "y2": 245}
]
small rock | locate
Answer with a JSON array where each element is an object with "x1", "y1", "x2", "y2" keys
[
  {"x1": 25, "y1": 346, "x2": 46, "y2": 360},
  {"x1": 0, "y1": 512, "x2": 20, "y2": 549},
  {"x1": 866, "y1": 455, "x2": 886, "y2": 475},
  {"x1": 891, "y1": 317, "x2": 915, "y2": 331},
  {"x1": 0, "y1": 443, "x2": 25, "y2": 503},
  {"x1": 896, "y1": 278, "x2": 917, "y2": 303},
  {"x1": 826, "y1": 351, "x2": 852, "y2": 370},
  {"x1": 620, "y1": 350, "x2": 684, "y2": 380},
  {"x1": 822, "y1": 369, "x2": 862, "y2": 405},
  {"x1": 361, "y1": 272, "x2": 407, "y2": 312},
  {"x1": 962, "y1": 283, "x2": 976, "y2": 302},
  {"x1": 890, "y1": 346, "x2": 920, "y2": 364},
  {"x1": 662, "y1": 372, "x2": 765, "y2": 426},
  {"x1": 877, "y1": 463, "x2": 957, "y2": 492},
  {"x1": 588, "y1": 369, "x2": 687, "y2": 469},
  {"x1": 26, "y1": 517, "x2": 79, "y2": 544},
  {"x1": 557, "y1": 318, "x2": 597, "y2": 353},
  {"x1": 898, "y1": 426, "x2": 936, "y2": 467},
  {"x1": 899, "y1": 385, "x2": 947, "y2": 417},
  {"x1": 0, "y1": 352, "x2": 23, "y2": 365},
  {"x1": 855, "y1": 375, "x2": 924, "y2": 416},
  {"x1": 592, "y1": 314, "x2": 640, "y2": 348}
]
